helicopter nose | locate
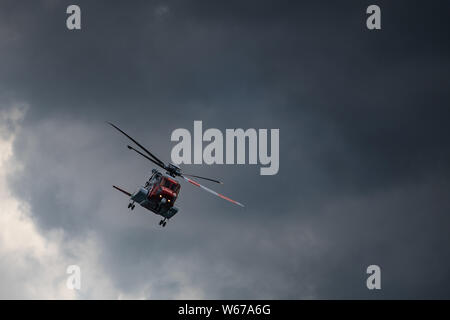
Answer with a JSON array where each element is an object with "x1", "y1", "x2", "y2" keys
[{"x1": 161, "y1": 187, "x2": 176, "y2": 198}]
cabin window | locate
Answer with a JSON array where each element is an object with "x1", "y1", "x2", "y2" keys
[{"x1": 161, "y1": 178, "x2": 178, "y2": 191}]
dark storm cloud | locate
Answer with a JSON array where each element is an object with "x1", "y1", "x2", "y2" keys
[{"x1": 2, "y1": 0, "x2": 450, "y2": 298}]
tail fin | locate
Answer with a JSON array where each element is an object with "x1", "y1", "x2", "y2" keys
[{"x1": 113, "y1": 185, "x2": 132, "y2": 197}]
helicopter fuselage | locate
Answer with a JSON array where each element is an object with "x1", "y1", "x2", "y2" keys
[{"x1": 129, "y1": 169, "x2": 180, "y2": 220}]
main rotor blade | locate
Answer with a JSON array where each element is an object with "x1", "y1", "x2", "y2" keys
[
  {"x1": 108, "y1": 122, "x2": 166, "y2": 167},
  {"x1": 182, "y1": 174, "x2": 223, "y2": 184},
  {"x1": 181, "y1": 176, "x2": 244, "y2": 207},
  {"x1": 127, "y1": 145, "x2": 166, "y2": 170}
]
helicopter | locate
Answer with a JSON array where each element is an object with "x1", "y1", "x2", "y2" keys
[{"x1": 108, "y1": 122, "x2": 244, "y2": 227}]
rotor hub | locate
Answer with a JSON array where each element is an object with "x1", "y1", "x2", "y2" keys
[{"x1": 166, "y1": 163, "x2": 181, "y2": 177}]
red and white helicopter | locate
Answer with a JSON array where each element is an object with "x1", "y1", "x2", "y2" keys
[{"x1": 109, "y1": 123, "x2": 244, "y2": 227}]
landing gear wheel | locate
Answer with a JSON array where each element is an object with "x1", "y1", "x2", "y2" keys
[
  {"x1": 162, "y1": 221, "x2": 167, "y2": 227},
  {"x1": 131, "y1": 204, "x2": 135, "y2": 210},
  {"x1": 128, "y1": 203, "x2": 132, "y2": 209},
  {"x1": 159, "y1": 220, "x2": 163, "y2": 226}
]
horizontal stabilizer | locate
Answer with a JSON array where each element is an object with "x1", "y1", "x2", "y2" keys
[{"x1": 113, "y1": 185, "x2": 132, "y2": 197}]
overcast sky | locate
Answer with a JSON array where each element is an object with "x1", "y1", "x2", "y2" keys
[{"x1": 0, "y1": 0, "x2": 450, "y2": 299}]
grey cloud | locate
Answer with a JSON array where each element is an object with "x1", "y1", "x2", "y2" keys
[{"x1": 1, "y1": 0, "x2": 450, "y2": 298}]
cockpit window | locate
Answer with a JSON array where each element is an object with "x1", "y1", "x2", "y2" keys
[{"x1": 161, "y1": 178, "x2": 177, "y2": 191}]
